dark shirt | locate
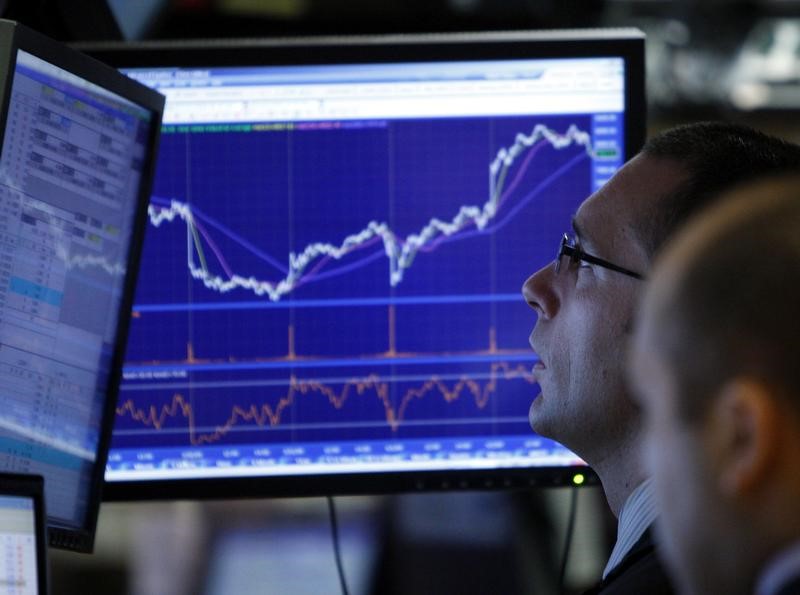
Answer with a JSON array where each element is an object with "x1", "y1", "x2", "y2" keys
[
  {"x1": 582, "y1": 527, "x2": 675, "y2": 595},
  {"x1": 776, "y1": 576, "x2": 800, "y2": 595}
]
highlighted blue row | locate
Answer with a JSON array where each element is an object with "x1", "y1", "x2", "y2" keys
[{"x1": 10, "y1": 276, "x2": 63, "y2": 307}]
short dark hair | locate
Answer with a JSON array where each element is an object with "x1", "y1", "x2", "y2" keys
[
  {"x1": 636, "y1": 122, "x2": 800, "y2": 258},
  {"x1": 657, "y1": 176, "x2": 800, "y2": 421}
]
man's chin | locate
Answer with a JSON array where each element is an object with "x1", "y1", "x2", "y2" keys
[{"x1": 528, "y1": 395, "x2": 553, "y2": 437}]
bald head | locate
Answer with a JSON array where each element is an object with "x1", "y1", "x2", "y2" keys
[
  {"x1": 641, "y1": 175, "x2": 800, "y2": 421},
  {"x1": 630, "y1": 175, "x2": 800, "y2": 595}
]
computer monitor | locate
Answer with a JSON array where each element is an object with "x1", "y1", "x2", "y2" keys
[
  {"x1": 0, "y1": 474, "x2": 48, "y2": 595},
  {"x1": 0, "y1": 20, "x2": 164, "y2": 550},
  {"x1": 0, "y1": 473, "x2": 50, "y2": 595},
  {"x1": 79, "y1": 30, "x2": 645, "y2": 500}
]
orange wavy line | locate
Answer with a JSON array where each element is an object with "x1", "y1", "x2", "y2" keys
[{"x1": 116, "y1": 362, "x2": 534, "y2": 445}]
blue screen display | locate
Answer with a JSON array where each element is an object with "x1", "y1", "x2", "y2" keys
[{"x1": 106, "y1": 58, "x2": 625, "y2": 482}]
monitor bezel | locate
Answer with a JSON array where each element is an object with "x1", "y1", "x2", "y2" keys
[
  {"x1": 0, "y1": 19, "x2": 164, "y2": 550},
  {"x1": 0, "y1": 473, "x2": 49, "y2": 594},
  {"x1": 77, "y1": 29, "x2": 645, "y2": 502},
  {"x1": 77, "y1": 29, "x2": 645, "y2": 167}
]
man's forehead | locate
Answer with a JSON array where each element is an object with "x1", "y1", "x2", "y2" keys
[
  {"x1": 573, "y1": 154, "x2": 687, "y2": 253},
  {"x1": 571, "y1": 184, "x2": 624, "y2": 252}
]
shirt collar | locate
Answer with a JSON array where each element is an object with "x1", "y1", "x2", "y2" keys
[{"x1": 602, "y1": 478, "x2": 658, "y2": 579}]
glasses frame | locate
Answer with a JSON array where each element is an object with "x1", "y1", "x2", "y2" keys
[{"x1": 555, "y1": 233, "x2": 644, "y2": 280}]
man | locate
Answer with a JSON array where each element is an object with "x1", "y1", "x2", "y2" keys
[
  {"x1": 629, "y1": 175, "x2": 800, "y2": 595},
  {"x1": 521, "y1": 122, "x2": 800, "y2": 593}
]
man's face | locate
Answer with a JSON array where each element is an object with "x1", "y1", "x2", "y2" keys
[{"x1": 521, "y1": 154, "x2": 686, "y2": 461}]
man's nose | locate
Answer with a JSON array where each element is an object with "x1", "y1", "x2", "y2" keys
[{"x1": 522, "y1": 261, "x2": 560, "y2": 321}]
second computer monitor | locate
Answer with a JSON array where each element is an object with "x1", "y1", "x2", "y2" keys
[
  {"x1": 82, "y1": 30, "x2": 645, "y2": 499},
  {"x1": 0, "y1": 20, "x2": 164, "y2": 550}
]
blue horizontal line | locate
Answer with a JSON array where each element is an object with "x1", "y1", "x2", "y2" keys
[
  {"x1": 120, "y1": 369, "x2": 533, "y2": 390},
  {"x1": 123, "y1": 352, "x2": 537, "y2": 373},
  {"x1": 133, "y1": 292, "x2": 523, "y2": 312}
]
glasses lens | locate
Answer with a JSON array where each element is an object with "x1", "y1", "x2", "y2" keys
[{"x1": 555, "y1": 234, "x2": 569, "y2": 273}]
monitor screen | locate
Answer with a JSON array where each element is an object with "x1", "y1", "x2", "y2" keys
[
  {"x1": 0, "y1": 474, "x2": 47, "y2": 595},
  {"x1": 81, "y1": 30, "x2": 645, "y2": 499},
  {"x1": 0, "y1": 21, "x2": 164, "y2": 550}
]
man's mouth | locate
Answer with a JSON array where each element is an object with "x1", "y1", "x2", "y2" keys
[
  {"x1": 531, "y1": 353, "x2": 546, "y2": 379},
  {"x1": 529, "y1": 344, "x2": 546, "y2": 369}
]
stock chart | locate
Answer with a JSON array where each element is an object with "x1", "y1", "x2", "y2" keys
[{"x1": 107, "y1": 111, "x2": 620, "y2": 476}]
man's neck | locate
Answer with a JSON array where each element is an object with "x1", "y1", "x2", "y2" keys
[{"x1": 590, "y1": 439, "x2": 647, "y2": 518}]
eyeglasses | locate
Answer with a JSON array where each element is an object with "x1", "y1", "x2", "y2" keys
[{"x1": 555, "y1": 233, "x2": 644, "y2": 280}]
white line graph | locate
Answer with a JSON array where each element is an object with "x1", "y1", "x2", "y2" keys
[{"x1": 148, "y1": 123, "x2": 594, "y2": 301}]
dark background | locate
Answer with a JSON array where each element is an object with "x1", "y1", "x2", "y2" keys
[{"x1": 9, "y1": 0, "x2": 800, "y2": 130}]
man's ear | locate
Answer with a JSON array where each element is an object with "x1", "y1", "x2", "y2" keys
[{"x1": 709, "y1": 378, "x2": 780, "y2": 497}]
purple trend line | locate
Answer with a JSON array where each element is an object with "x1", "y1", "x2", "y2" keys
[
  {"x1": 294, "y1": 234, "x2": 384, "y2": 288},
  {"x1": 151, "y1": 196, "x2": 289, "y2": 275},
  {"x1": 418, "y1": 142, "x2": 580, "y2": 254},
  {"x1": 429, "y1": 150, "x2": 589, "y2": 249},
  {"x1": 482, "y1": 151, "x2": 589, "y2": 234},
  {"x1": 192, "y1": 217, "x2": 234, "y2": 278},
  {"x1": 405, "y1": 139, "x2": 546, "y2": 253},
  {"x1": 150, "y1": 135, "x2": 586, "y2": 291},
  {"x1": 296, "y1": 248, "x2": 385, "y2": 285},
  {"x1": 295, "y1": 149, "x2": 588, "y2": 286},
  {"x1": 495, "y1": 140, "x2": 548, "y2": 209}
]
